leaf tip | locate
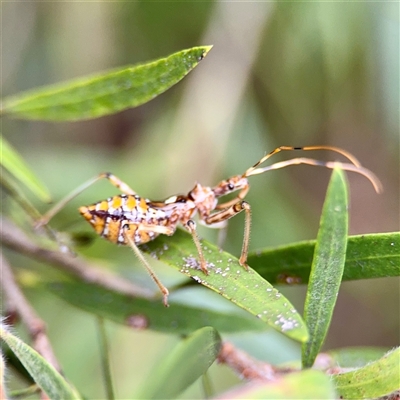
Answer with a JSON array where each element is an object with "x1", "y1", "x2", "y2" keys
[{"x1": 201, "y1": 45, "x2": 213, "y2": 58}]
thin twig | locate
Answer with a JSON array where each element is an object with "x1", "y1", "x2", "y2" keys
[
  {"x1": 217, "y1": 342, "x2": 358, "y2": 383},
  {"x1": 97, "y1": 317, "x2": 115, "y2": 400},
  {"x1": 0, "y1": 217, "x2": 153, "y2": 299},
  {"x1": 0, "y1": 252, "x2": 61, "y2": 372},
  {"x1": 217, "y1": 341, "x2": 294, "y2": 382}
]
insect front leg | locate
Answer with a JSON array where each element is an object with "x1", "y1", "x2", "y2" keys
[
  {"x1": 204, "y1": 201, "x2": 252, "y2": 270},
  {"x1": 215, "y1": 186, "x2": 249, "y2": 210},
  {"x1": 36, "y1": 172, "x2": 137, "y2": 228},
  {"x1": 185, "y1": 220, "x2": 208, "y2": 275}
]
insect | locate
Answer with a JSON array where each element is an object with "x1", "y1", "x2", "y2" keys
[{"x1": 36, "y1": 145, "x2": 382, "y2": 307}]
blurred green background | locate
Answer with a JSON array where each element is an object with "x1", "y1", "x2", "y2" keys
[{"x1": 2, "y1": 2, "x2": 399, "y2": 398}]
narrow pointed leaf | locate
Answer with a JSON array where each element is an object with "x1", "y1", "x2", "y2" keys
[
  {"x1": 2, "y1": 46, "x2": 212, "y2": 121},
  {"x1": 0, "y1": 135, "x2": 51, "y2": 201},
  {"x1": 44, "y1": 281, "x2": 267, "y2": 334},
  {"x1": 333, "y1": 347, "x2": 400, "y2": 399},
  {"x1": 0, "y1": 324, "x2": 81, "y2": 399},
  {"x1": 302, "y1": 169, "x2": 348, "y2": 368},
  {"x1": 247, "y1": 232, "x2": 400, "y2": 284},
  {"x1": 143, "y1": 230, "x2": 309, "y2": 343},
  {"x1": 135, "y1": 326, "x2": 221, "y2": 399},
  {"x1": 215, "y1": 370, "x2": 336, "y2": 399}
]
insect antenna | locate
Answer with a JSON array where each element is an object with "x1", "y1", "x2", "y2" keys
[{"x1": 243, "y1": 146, "x2": 382, "y2": 193}]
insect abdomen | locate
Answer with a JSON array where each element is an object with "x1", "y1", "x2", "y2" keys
[{"x1": 79, "y1": 194, "x2": 163, "y2": 245}]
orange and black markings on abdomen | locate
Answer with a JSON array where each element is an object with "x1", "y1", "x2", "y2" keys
[{"x1": 79, "y1": 194, "x2": 164, "y2": 245}]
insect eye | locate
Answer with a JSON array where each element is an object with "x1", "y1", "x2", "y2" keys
[{"x1": 227, "y1": 183, "x2": 235, "y2": 191}]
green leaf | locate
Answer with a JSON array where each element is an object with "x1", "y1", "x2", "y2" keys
[
  {"x1": 302, "y1": 169, "x2": 348, "y2": 368},
  {"x1": 0, "y1": 324, "x2": 81, "y2": 400},
  {"x1": 135, "y1": 326, "x2": 221, "y2": 399},
  {"x1": 2, "y1": 46, "x2": 212, "y2": 121},
  {"x1": 1, "y1": 346, "x2": 35, "y2": 385},
  {"x1": 333, "y1": 347, "x2": 400, "y2": 399},
  {"x1": 0, "y1": 135, "x2": 51, "y2": 202},
  {"x1": 215, "y1": 370, "x2": 336, "y2": 399},
  {"x1": 327, "y1": 347, "x2": 389, "y2": 368},
  {"x1": 247, "y1": 232, "x2": 400, "y2": 284},
  {"x1": 45, "y1": 281, "x2": 267, "y2": 335},
  {"x1": 143, "y1": 229, "x2": 309, "y2": 343}
]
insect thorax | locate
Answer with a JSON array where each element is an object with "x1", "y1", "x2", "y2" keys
[{"x1": 188, "y1": 183, "x2": 218, "y2": 219}]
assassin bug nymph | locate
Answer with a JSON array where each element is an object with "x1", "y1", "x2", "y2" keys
[{"x1": 36, "y1": 146, "x2": 382, "y2": 307}]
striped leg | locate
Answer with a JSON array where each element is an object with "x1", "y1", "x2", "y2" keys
[
  {"x1": 185, "y1": 220, "x2": 208, "y2": 274},
  {"x1": 205, "y1": 201, "x2": 251, "y2": 270}
]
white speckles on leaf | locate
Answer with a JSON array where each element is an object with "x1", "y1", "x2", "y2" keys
[
  {"x1": 182, "y1": 256, "x2": 201, "y2": 270},
  {"x1": 143, "y1": 230, "x2": 308, "y2": 342},
  {"x1": 192, "y1": 276, "x2": 202, "y2": 284}
]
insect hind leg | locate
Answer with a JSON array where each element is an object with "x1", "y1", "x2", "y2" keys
[
  {"x1": 104, "y1": 173, "x2": 137, "y2": 196},
  {"x1": 36, "y1": 172, "x2": 137, "y2": 228}
]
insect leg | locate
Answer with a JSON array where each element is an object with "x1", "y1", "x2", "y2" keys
[
  {"x1": 123, "y1": 225, "x2": 170, "y2": 307},
  {"x1": 205, "y1": 201, "x2": 251, "y2": 270},
  {"x1": 36, "y1": 172, "x2": 137, "y2": 227},
  {"x1": 185, "y1": 220, "x2": 208, "y2": 275},
  {"x1": 215, "y1": 186, "x2": 250, "y2": 210}
]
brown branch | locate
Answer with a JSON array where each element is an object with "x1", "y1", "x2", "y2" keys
[
  {"x1": 217, "y1": 341, "x2": 294, "y2": 382},
  {"x1": 0, "y1": 252, "x2": 61, "y2": 372},
  {"x1": 0, "y1": 217, "x2": 153, "y2": 299},
  {"x1": 217, "y1": 341, "x2": 364, "y2": 384}
]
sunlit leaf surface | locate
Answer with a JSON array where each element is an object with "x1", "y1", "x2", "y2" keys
[
  {"x1": 2, "y1": 46, "x2": 212, "y2": 121},
  {"x1": 143, "y1": 230, "x2": 309, "y2": 343}
]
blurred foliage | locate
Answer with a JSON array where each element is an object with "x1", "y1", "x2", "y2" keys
[{"x1": 1, "y1": 2, "x2": 399, "y2": 399}]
